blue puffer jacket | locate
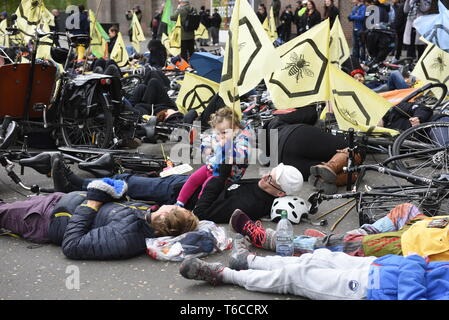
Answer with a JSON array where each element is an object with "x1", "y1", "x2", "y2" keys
[
  {"x1": 367, "y1": 254, "x2": 449, "y2": 300},
  {"x1": 48, "y1": 192, "x2": 155, "y2": 260}
]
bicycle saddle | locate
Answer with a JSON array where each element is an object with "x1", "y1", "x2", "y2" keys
[
  {"x1": 78, "y1": 153, "x2": 115, "y2": 177},
  {"x1": 19, "y1": 152, "x2": 58, "y2": 175}
]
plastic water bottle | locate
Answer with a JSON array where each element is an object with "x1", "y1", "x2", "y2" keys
[{"x1": 275, "y1": 210, "x2": 294, "y2": 256}]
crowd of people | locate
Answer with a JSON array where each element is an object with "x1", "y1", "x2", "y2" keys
[{"x1": 1, "y1": 0, "x2": 449, "y2": 301}]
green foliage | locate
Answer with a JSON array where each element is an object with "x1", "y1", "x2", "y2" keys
[{"x1": 1, "y1": 0, "x2": 87, "y2": 14}]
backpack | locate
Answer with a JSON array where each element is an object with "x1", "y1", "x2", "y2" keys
[{"x1": 183, "y1": 8, "x2": 201, "y2": 32}]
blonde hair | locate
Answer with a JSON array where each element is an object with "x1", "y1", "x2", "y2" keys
[
  {"x1": 152, "y1": 207, "x2": 199, "y2": 237},
  {"x1": 208, "y1": 106, "x2": 243, "y2": 129}
]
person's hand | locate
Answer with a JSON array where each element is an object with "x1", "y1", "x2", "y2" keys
[
  {"x1": 86, "y1": 178, "x2": 128, "y2": 203},
  {"x1": 409, "y1": 117, "x2": 420, "y2": 127}
]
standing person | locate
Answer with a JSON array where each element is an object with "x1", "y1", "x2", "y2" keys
[
  {"x1": 209, "y1": 8, "x2": 222, "y2": 46},
  {"x1": 294, "y1": 1, "x2": 307, "y2": 36},
  {"x1": 50, "y1": 9, "x2": 65, "y2": 46},
  {"x1": 403, "y1": 0, "x2": 432, "y2": 60},
  {"x1": 348, "y1": 0, "x2": 367, "y2": 64},
  {"x1": 323, "y1": 0, "x2": 340, "y2": 27},
  {"x1": 199, "y1": 6, "x2": 210, "y2": 46},
  {"x1": 151, "y1": 10, "x2": 162, "y2": 40},
  {"x1": 279, "y1": 5, "x2": 294, "y2": 42},
  {"x1": 171, "y1": 0, "x2": 196, "y2": 62},
  {"x1": 256, "y1": 4, "x2": 267, "y2": 23},
  {"x1": 392, "y1": 0, "x2": 407, "y2": 61},
  {"x1": 298, "y1": 1, "x2": 322, "y2": 33},
  {"x1": 272, "y1": 0, "x2": 282, "y2": 28},
  {"x1": 107, "y1": 25, "x2": 119, "y2": 56}
]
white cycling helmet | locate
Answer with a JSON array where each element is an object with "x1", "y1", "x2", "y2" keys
[{"x1": 270, "y1": 196, "x2": 311, "y2": 224}]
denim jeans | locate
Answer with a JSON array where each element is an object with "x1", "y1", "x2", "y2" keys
[
  {"x1": 352, "y1": 29, "x2": 366, "y2": 62},
  {"x1": 82, "y1": 174, "x2": 189, "y2": 204}
]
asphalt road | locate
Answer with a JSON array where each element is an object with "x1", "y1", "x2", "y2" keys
[{"x1": 0, "y1": 139, "x2": 404, "y2": 302}]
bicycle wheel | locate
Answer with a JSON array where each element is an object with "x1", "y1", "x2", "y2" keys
[
  {"x1": 391, "y1": 122, "x2": 449, "y2": 177},
  {"x1": 60, "y1": 90, "x2": 114, "y2": 149},
  {"x1": 358, "y1": 185, "x2": 449, "y2": 225}
]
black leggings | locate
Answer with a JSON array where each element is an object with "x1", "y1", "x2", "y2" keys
[{"x1": 280, "y1": 125, "x2": 348, "y2": 180}]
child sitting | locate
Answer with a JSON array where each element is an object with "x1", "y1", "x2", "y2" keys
[{"x1": 176, "y1": 107, "x2": 252, "y2": 208}]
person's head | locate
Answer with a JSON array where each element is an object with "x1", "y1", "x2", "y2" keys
[
  {"x1": 258, "y1": 163, "x2": 304, "y2": 198},
  {"x1": 324, "y1": 0, "x2": 334, "y2": 7},
  {"x1": 148, "y1": 39, "x2": 163, "y2": 51},
  {"x1": 150, "y1": 205, "x2": 199, "y2": 237},
  {"x1": 351, "y1": 68, "x2": 366, "y2": 83},
  {"x1": 209, "y1": 106, "x2": 243, "y2": 140},
  {"x1": 51, "y1": 9, "x2": 59, "y2": 16},
  {"x1": 258, "y1": 5, "x2": 266, "y2": 13},
  {"x1": 78, "y1": 5, "x2": 85, "y2": 13},
  {"x1": 201, "y1": 5, "x2": 205, "y2": 10},
  {"x1": 307, "y1": 1, "x2": 316, "y2": 11},
  {"x1": 214, "y1": 8, "x2": 219, "y2": 13},
  {"x1": 0, "y1": 12, "x2": 7, "y2": 21},
  {"x1": 286, "y1": 4, "x2": 292, "y2": 10},
  {"x1": 180, "y1": 0, "x2": 189, "y2": 6},
  {"x1": 108, "y1": 26, "x2": 119, "y2": 38}
]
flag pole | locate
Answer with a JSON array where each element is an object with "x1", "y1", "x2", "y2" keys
[{"x1": 82, "y1": 0, "x2": 104, "y2": 74}]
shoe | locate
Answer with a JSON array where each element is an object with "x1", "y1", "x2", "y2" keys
[
  {"x1": 304, "y1": 229, "x2": 326, "y2": 238},
  {"x1": 51, "y1": 154, "x2": 77, "y2": 193},
  {"x1": 229, "y1": 234, "x2": 250, "y2": 271},
  {"x1": 117, "y1": 138, "x2": 142, "y2": 149},
  {"x1": 229, "y1": 209, "x2": 267, "y2": 248},
  {"x1": 308, "y1": 175, "x2": 338, "y2": 194},
  {"x1": 179, "y1": 258, "x2": 224, "y2": 285}
]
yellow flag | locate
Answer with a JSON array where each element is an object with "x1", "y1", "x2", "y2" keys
[
  {"x1": 219, "y1": 0, "x2": 281, "y2": 117},
  {"x1": 329, "y1": 64, "x2": 399, "y2": 135},
  {"x1": 131, "y1": 13, "x2": 146, "y2": 53},
  {"x1": 265, "y1": 19, "x2": 330, "y2": 109},
  {"x1": 15, "y1": 0, "x2": 54, "y2": 28},
  {"x1": 195, "y1": 23, "x2": 209, "y2": 40},
  {"x1": 329, "y1": 16, "x2": 350, "y2": 68},
  {"x1": 89, "y1": 10, "x2": 108, "y2": 59},
  {"x1": 262, "y1": 6, "x2": 278, "y2": 42},
  {"x1": 176, "y1": 73, "x2": 220, "y2": 114},
  {"x1": 0, "y1": 20, "x2": 9, "y2": 47},
  {"x1": 169, "y1": 15, "x2": 182, "y2": 52},
  {"x1": 162, "y1": 32, "x2": 180, "y2": 57},
  {"x1": 110, "y1": 32, "x2": 129, "y2": 68},
  {"x1": 412, "y1": 42, "x2": 449, "y2": 88},
  {"x1": 35, "y1": 22, "x2": 52, "y2": 60}
]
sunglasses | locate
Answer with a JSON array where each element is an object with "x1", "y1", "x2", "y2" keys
[{"x1": 267, "y1": 175, "x2": 285, "y2": 193}]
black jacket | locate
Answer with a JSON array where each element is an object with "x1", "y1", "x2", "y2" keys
[
  {"x1": 192, "y1": 176, "x2": 276, "y2": 223},
  {"x1": 48, "y1": 192, "x2": 155, "y2": 260},
  {"x1": 323, "y1": 5, "x2": 339, "y2": 27},
  {"x1": 299, "y1": 10, "x2": 322, "y2": 32},
  {"x1": 382, "y1": 101, "x2": 433, "y2": 132},
  {"x1": 210, "y1": 13, "x2": 222, "y2": 28}
]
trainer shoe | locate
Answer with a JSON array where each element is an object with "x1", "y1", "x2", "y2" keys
[
  {"x1": 51, "y1": 154, "x2": 77, "y2": 193},
  {"x1": 229, "y1": 209, "x2": 267, "y2": 248},
  {"x1": 229, "y1": 234, "x2": 250, "y2": 271},
  {"x1": 179, "y1": 258, "x2": 224, "y2": 285}
]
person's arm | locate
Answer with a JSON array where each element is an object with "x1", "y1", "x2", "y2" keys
[
  {"x1": 170, "y1": 8, "x2": 180, "y2": 21},
  {"x1": 61, "y1": 201, "x2": 145, "y2": 260},
  {"x1": 404, "y1": 0, "x2": 411, "y2": 13}
]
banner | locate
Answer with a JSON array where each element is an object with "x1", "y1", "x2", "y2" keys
[
  {"x1": 161, "y1": 0, "x2": 176, "y2": 35},
  {"x1": 89, "y1": 10, "x2": 109, "y2": 59},
  {"x1": 195, "y1": 23, "x2": 209, "y2": 40},
  {"x1": 412, "y1": 42, "x2": 449, "y2": 88},
  {"x1": 329, "y1": 16, "x2": 350, "y2": 67},
  {"x1": 219, "y1": 0, "x2": 281, "y2": 116},
  {"x1": 176, "y1": 73, "x2": 220, "y2": 114},
  {"x1": 329, "y1": 64, "x2": 399, "y2": 135},
  {"x1": 131, "y1": 12, "x2": 146, "y2": 53},
  {"x1": 0, "y1": 20, "x2": 9, "y2": 47},
  {"x1": 413, "y1": 1, "x2": 449, "y2": 52},
  {"x1": 265, "y1": 19, "x2": 330, "y2": 109},
  {"x1": 110, "y1": 32, "x2": 129, "y2": 67}
]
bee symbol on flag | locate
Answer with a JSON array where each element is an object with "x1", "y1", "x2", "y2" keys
[
  {"x1": 430, "y1": 53, "x2": 447, "y2": 73},
  {"x1": 283, "y1": 52, "x2": 314, "y2": 83}
]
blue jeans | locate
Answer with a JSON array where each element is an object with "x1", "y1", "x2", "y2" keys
[
  {"x1": 352, "y1": 29, "x2": 366, "y2": 62},
  {"x1": 82, "y1": 174, "x2": 190, "y2": 204},
  {"x1": 373, "y1": 71, "x2": 409, "y2": 93}
]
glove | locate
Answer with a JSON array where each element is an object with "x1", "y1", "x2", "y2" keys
[{"x1": 86, "y1": 178, "x2": 128, "y2": 203}]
